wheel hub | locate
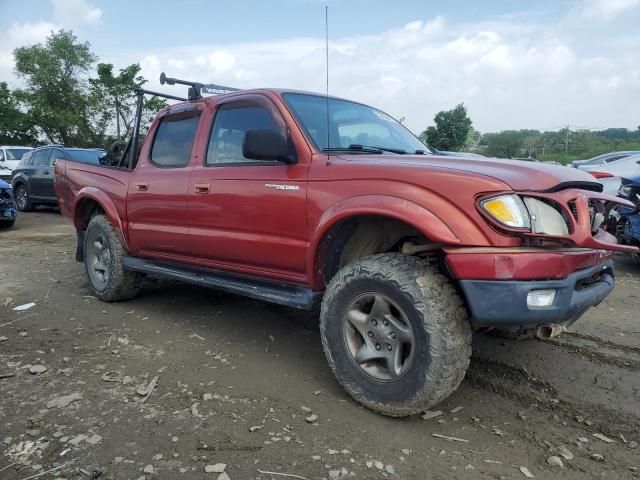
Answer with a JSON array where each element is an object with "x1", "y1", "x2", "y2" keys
[
  {"x1": 16, "y1": 188, "x2": 27, "y2": 209},
  {"x1": 343, "y1": 293, "x2": 415, "y2": 381},
  {"x1": 87, "y1": 233, "x2": 112, "y2": 287}
]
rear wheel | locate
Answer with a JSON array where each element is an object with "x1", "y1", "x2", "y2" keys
[
  {"x1": 320, "y1": 253, "x2": 472, "y2": 416},
  {"x1": 14, "y1": 185, "x2": 33, "y2": 212},
  {"x1": 0, "y1": 219, "x2": 15, "y2": 228},
  {"x1": 84, "y1": 215, "x2": 142, "y2": 302}
]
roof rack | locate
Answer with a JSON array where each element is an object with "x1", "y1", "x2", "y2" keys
[
  {"x1": 160, "y1": 72, "x2": 240, "y2": 100},
  {"x1": 123, "y1": 73, "x2": 240, "y2": 170}
]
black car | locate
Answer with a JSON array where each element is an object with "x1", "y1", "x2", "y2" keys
[{"x1": 11, "y1": 145, "x2": 105, "y2": 212}]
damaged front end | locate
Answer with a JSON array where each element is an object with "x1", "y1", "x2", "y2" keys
[
  {"x1": 449, "y1": 185, "x2": 638, "y2": 332},
  {"x1": 477, "y1": 187, "x2": 639, "y2": 253}
]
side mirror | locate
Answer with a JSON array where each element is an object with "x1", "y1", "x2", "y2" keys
[
  {"x1": 243, "y1": 129, "x2": 294, "y2": 163},
  {"x1": 636, "y1": 160, "x2": 640, "y2": 165}
]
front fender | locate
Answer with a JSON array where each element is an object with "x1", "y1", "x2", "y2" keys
[
  {"x1": 73, "y1": 187, "x2": 129, "y2": 250},
  {"x1": 307, "y1": 195, "x2": 461, "y2": 289}
]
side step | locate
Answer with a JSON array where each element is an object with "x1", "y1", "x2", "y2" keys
[{"x1": 122, "y1": 256, "x2": 322, "y2": 311}]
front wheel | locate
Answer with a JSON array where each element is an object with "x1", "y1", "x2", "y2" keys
[
  {"x1": 84, "y1": 215, "x2": 142, "y2": 302},
  {"x1": 14, "y1": 185, "x2": 33, "y2": 212},
  {"x1": 320, "y1": 253, "x2": 472, "y2": 416},
  {"x1": 0, "y1": 219, "x2": 15, "y2": 228}
]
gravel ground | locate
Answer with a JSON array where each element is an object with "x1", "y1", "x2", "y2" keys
[{"x1": 1, "y1": 210, "x2": 639, "y2": 480}]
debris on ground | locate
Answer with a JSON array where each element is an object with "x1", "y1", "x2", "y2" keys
[
  {"x1": 547, "y1": 455, "x2": 564, "y2": 468},
  {"x1": 421, "y1": 410, "x2": 443, "y2": 421},
  {"x1": 136, "y1": 375, "x2": 159, "y2": 403},
  {"x1": 204, "y1": 463, "x2": 226, "y2": 473},
  {"x1": 28, "y1": 364, "x2": 47, "y2": 374},
  {"x1": 13, "y1": 302, "x2": 36, "y2": 311},
  {"x1": 46, "y1": 392, "x2": 83, "y2": 409}
]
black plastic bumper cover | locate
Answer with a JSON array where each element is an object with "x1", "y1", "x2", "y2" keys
[{"x1": 459, "y1": 260, "x2": 614, "y2": 328}]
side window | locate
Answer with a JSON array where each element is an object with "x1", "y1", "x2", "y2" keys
[
  {"x1": 50, "y1": 149, "x2": 65, "y2": 164},
  {"x1": 150, "y1": 111, "x2": 201, "y2": 168},
  {"x1": 19, "y1": 152, "x2": 32, "y2": 166},
  {"x1": 206, "y1": 103, "x2": 285, "y2": 165},
  {"x1": 605, "y1": 155, "x2": 627, "y2": 163},
  {"x1": 32, "y1": 149, "x2": 51, "y2": 167}
]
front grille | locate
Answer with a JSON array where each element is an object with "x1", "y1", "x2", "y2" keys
[
  {"x1": 568, "y1": 200, "x2": 579, "y2": 222},
  {"x1": 0, "y1": 173, "x2": 11, "y2": 183}
]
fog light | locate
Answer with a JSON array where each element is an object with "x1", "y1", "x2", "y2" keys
[{"x1": 527, "y1": 289, "x2": 556, "y2": 309}]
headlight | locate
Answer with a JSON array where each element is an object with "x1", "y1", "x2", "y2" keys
[
  {"x1": 480, "y1": 194, "x2": 530, "y2": 229},
  {"x1": 522, "y1": 197, "x2": 569, "y2": 236}
]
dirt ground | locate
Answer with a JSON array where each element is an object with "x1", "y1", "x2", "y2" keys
[{"x1": 1, "y1": 210, "x2": 639, "y2": 480}]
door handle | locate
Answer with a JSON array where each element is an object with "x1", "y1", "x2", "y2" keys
[
  {"x1": 135, "y1": 182, "x2": 149, "y2": 191},
  {"x1": 194, "y1": 183, "x2": 210, "y2": 194}
]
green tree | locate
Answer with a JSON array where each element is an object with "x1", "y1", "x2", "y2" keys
[
  {"x1": 484, "y1": 130, "x2": 525, "y2": 158},
  {"x1": 90, "y1": 63, "x2": 167, "y2": 140},
  {"x1": 13, "y1": 30, "x2": 101, "y2": 146},
  {"x1": 0, "y1": 82, "x2": 37, "y2": 144},
  {"x1": 465, "y1": 126, "x2": 481, "y2": 149},
  {"x1": 420, "y1": 104, "x2": 473, "y2": 151}
]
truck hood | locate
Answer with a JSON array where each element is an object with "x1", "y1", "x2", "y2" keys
[{"x1": 348, "y1": 154, "x2": 603, "y2": 192}]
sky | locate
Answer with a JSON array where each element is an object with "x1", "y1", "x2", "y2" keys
[{"x1": 0, "y1": 0, "x2": 639, "y2": 134}]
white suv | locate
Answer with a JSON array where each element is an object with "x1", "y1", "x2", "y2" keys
[{"x1": 0, "y1": 146, "x2": 33, "y2": 181}]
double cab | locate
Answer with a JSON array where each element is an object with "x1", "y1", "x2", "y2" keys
[{"x1": 54, "y1": 85, "x2": 636, "y2": 416}]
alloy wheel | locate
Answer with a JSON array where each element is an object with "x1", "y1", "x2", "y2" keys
[{"x1": 342, "y1": 292, "x2": 416, "y2": 381}]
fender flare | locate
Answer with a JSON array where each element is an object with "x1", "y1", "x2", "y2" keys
[
  {"x1": 307, "y1": 195, "x2": 461, "y2": 289},
  {"x1": 72, "y1": 187, "x2": 129, "y2": 250}
]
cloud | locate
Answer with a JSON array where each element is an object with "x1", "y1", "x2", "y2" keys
[
  {"x1": 123, "y1": 11, "x2": 639, "y2": 133},
  {"x1": 1, "y1": 0, "x2": 639, "y2": 133},
  {"x1": 52, "y1": 0, "x2": 102, "y2": 27},
  {"x1": 579, "y1": 0, "x2": 640, "y2": 20},
  {"x1": 0, "y1": 0, "x2": 101, "y2": 84},
  {"x1": 0, "y1": 21, "x2": 59, "y2": 81}
]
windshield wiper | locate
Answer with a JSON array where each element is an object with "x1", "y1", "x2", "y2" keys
[
  {"x1": 322, "y1": 144, "x2": 407, "y2": 155},
  {"x1": 322, "y1": 145, "x2": 383, "y2": 154}
]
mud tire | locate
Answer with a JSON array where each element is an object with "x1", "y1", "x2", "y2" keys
[
  {"x1": 320, "y1": 253, "x2": 472, "y2": 416},
  {"x1": 84, "y1": 214, "x2": 142, "y2": 302}
]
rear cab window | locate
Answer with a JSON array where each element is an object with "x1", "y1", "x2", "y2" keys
[
  {"x1": 150, "y1": 110, "x2": 202, "y2": 168},
  {"x1": 67, "y1": 149, "x2": 104, "y2": 164}
]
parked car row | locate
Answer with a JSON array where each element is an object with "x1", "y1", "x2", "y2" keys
[
  {"x1": 571, "y1": 151, "x2": 640, "y2": 195},
  {"x1": 11, "y1": 145, "x2": 104, "y2": 211},
  {"x1": 0, "y1": 144, "x2": 105, "y2": 228}
]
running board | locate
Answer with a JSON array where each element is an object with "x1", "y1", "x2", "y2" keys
[{"x1": 122, "y1": 257, "x2": 321, "y2": 311}]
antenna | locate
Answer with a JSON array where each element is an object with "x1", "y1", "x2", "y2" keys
[{"x1": 325, "y1": 5, "x2": 331, "y2": 165}]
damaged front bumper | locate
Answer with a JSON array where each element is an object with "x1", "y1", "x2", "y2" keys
[{"x1": 456, "y1": 259, "x2": 614, "y2": 329}]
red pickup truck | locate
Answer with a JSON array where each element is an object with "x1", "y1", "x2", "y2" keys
[{"x1": 54, "y1": 84, "x2": 635, "y2": 416}]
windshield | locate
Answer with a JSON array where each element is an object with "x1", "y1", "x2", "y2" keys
[
  {"x1": 283, "y1": 93, "x2": 429, "y2": 154},
  {"x1": 5, "y1": 148, "x2": 31, "y2": 160},
  {"x1": 68, "y1": 149, "x2": 105, "y2": 164}
]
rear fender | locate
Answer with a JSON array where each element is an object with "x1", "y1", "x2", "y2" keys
[{"x1": 73, "y1": 187, "x2": 129, "y2": 251}]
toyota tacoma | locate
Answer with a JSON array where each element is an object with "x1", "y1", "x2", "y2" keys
[{"x1": 54, "y1": 76, "x2": 637, "y2": 416}]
